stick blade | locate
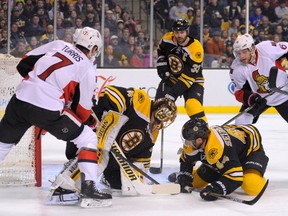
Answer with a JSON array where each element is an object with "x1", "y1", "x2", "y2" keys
[
  {"x1": 151, "y1": 183, "x2": 180, "y2": 195},
  {"x1": 149, "y1": 167, "x2": 162, "y2": 174},
  {"x1": 268, "y1": 66, "x2": 278, "y2": 89}
]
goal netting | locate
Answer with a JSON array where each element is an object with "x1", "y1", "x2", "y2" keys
[{"x1": 0, "y1": 55, "x2": 41, "y2": 186}]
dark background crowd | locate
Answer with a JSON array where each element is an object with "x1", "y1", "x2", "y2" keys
[{"x1": 0, "y1": 0, "x2": 287, "y2": 68}]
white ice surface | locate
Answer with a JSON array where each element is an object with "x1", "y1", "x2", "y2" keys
[{"x1": 1, "y1": 114, "x2": 288, "y2": 216}]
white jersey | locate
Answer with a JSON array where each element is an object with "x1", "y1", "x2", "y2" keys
[
  {"x1": 16, "y1": 40, "x2": 97, "y2": 122},
  {"x1": 230, "y1": 40, "x2": 288, "y2": 106}
]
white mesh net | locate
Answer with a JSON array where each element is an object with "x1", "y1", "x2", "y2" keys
[{"x1": 0, "y1": 55, "x2": 38, "y2": 185}]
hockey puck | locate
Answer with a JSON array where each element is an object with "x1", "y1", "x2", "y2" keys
[{"x1": 168, "y1": 172, "x2": 177, "y2": 182}]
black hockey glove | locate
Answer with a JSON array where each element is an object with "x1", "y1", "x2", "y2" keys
[
  {"x1": 175, "y1": 171, "x2": 193, "y2": 193},
  {"x1": 156, "y1": 60, "x2": 170, "y2": 80},
  {"x1": 248, "y1": 93, "x2": 267, "y2": 110},
  {"x1": 200, "y1": 182, "x2": 226, "y2": 201}
]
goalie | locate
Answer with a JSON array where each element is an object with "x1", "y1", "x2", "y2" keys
[
  {"x1": 46, "y1": 85, "x2": 177, "y2": 206},
  {"x1": 171, "y1": 118, "x2": 269, "y2": 201}
]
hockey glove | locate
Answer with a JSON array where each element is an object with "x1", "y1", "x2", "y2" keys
[
  {"x1": 85, "y1": 114, "x2": 98, "y2": 132},
  {"x1": 200, "y1": 182, "x2": 226, "y2": 201},
  {"x1": 248, "y1": 93, "x2": 267, "y2": 110},
  {"x1": 175, "y1": 171, "x2": 193, "y2": 193},
  {"x1": 156, "y1": 60, "x2": 170, "y2": 80}
]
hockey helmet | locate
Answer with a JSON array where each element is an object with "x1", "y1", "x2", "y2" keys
[
  {"x1": 233, "y1": 33, "x2": 254, "y2": 58},
  {"x1": 152, "y1": 98, "x2": 177, "y2": 129},
  {"x1": 182, "y1": 118, "x2": 209, "y2": 145},
  {"x1": 172, "y1": 19, "x2": 189, "y2": 31},
  {"x1": 76, "y1": 27, "x2": 103, "y2": 57},
  {"x1": 73, "y1": 28, "x2": 82, "y2": 44}
]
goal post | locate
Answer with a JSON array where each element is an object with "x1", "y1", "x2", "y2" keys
[{"x1": 0, "y1": 55, "x2": 42, "y2": 187}]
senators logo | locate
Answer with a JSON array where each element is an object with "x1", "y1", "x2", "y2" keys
[{"x1": 252, "y1": 70, "x2": 269, "y2": 93}]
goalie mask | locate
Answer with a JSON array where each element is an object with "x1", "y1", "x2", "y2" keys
[
  {"x1": 182, "y1": 118, "x2": 209, "y2": 149},
  {"x1": 152, "y1": 98, "x2": 177, "y2": 129}
]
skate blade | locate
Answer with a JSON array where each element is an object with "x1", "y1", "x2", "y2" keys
[
  {"x1": 45, "y1": 193, "x2": 80, "y2": 205},
  {"x1": 80, "y1": 198, "x2": 112, "y2": 208}
]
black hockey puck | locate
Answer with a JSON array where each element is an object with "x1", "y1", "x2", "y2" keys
[{"x1": 168, "y1": 172, "x2": 177, "y2": 182}]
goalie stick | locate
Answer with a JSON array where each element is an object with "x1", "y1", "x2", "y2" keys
[
  {"x1": 111, "y1": 142, "x2": 180, "y2": 195},
  {"x1": 149, "y1": 129, "x2": 164, "y2": 174},
  {"x1": 192, "y1": 179, "x2": 269, "y2": 205},
  {"x1": 268, "y1": 66, "x2": 288, "y2": 95}
]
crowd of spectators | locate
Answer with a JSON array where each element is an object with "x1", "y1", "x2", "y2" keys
[{"x1": 0, "y1": 0, "x2": 288, "y2": 68}]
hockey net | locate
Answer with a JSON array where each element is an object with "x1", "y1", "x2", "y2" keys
[{"x1": 0, "y1": 55, "x2": 41, "y2": 186}]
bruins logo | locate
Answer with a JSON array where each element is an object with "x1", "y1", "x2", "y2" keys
[
  {"x1": 168, "y1": 54, "x2": 184, "y2": 75},
  {"x1": 208, "y1": 148, "x2": 218, "y2": 160},
  {"x1": 120, "y1": 129, "x2": 144, "y2": 152}
]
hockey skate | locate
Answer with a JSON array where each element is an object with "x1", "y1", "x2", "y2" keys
[
  {"x1": 80, "y1": 173, "x2": 112, "y2": 208},
  {"x1": 45, "y1": 187, "x2": 80, "y2": 205}
]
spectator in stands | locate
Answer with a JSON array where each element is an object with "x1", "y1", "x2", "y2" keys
[
  {"x1": 0, "y1": 8, "x2": 6, "y2": 21},
  {"x1": 37, "y1": 6, "x2": 50, "y2": 31},
  {"x1": 22, "y1": 0, "x2": 34, "y2": 19},
  {"x1": 110, "y1": 35, "x2": 122, "y2": 60},
  {"x1": 121, "y1": 11, "x2": 137, "y2": 36},
  {"x1": 39, "y1": 24, "x2": 58, "y2": 45},
  {"x1": 204, "y1": 31, "x2": 226, "y2": 67},
  {"x1": 275, "y1": 0, "x2": 288, "y2": 23},
  {"x1": 169, "y1": 0, "x2": 188, "y2": 25},
  {"x1": 10, "y1": 22, "x2": 26, "y2": 50},
  {"x1": 10, "y1": 39, "x2": 27, "y2": 58},
  {"x1": 154, "y1": 0, "x2": 173, "y2": 29},
  {"x1": 228, "y1": 18, "x2": 240, "y2": 37},
  {"x1": 230, "y1": 32, "x2": 238, "y2": 43},
  {"x1": 83, "y1": 1, "x2": 99, "y2": 22},
  {"x1": 250, "y1": 7, "x2": 264, "y2": 27},
  {"x1": 75, "y1": 0, "x2": 85, "y2": 19},
  {"x1": 261, "y1": 0, "x2": 278, "y2": 23},
  {"x1": 258, "y1": 16, "x2": 273, "y2": 38},
  {"x1": 119, "y1": 27, "x2": 130, "y2": 47},
  {"x1": 11, "y1": 6, "x2": 29, "y2": 34},
  {"x1": 26, "y1": 36, "x2": 39, "y2": 51},
  {"x1": 66, "y1": 9, "x2": 78, "y2": 28},
  {"x1": 272, "y1": 33, "x2": 281, "y2": 42},
  {"x1": 135, "y1": 31, "x2": 148, "y2": 53},
  {"x1": 123, "y1": 35, "x2": 136, "y2": 60},
  {"x1": 94, "y1": 21, "x2": 101, "y2": 31},
  {"x1": 102, "y1": 27, "x2": 110, "y2": 47},
  {"x1": 204, "y1": 0, "x2": 226, "y2": 34},
  {"x1": 279, "y1": 15, "x2": 288, "y2": 41},
  {"x1": 104, "y1": 44, "x2": 120, "y2": 67},
  {"x1": 116, "y1": 19, "x2": 124, "y2": 39},
  {"x1": 118, "y1": 54, "x2": 129, "y2": 67},
  {"x1": 130, "y1": 45, "x2": 146, "y2": 67},
  {"x1": 254, "y1": 29, "x2": 269, "y2": 44},
  {"x1": 0, "y1": 27, "x2": 8, "y2": 53},
  {"x1": 82, "y1": 10, "x2": 96, "y2": 28},
  {"x1": 113, "y1": 4, "x2": 122, "y2": 20},
  {"x1": 225, "y1": 0, "x2": 241, "y2": 21},
  {"x1": 105, "y1": 10, "x2": 117, "y2": 35},
  {"x1": 188, "y1": 16, "x2": 201, "y2": 40},
  {"x1": 74, "y1": 17, "x2": 83, "y2": 30},
  {"x1": 56, "y1": 16, "x2": 65, "y2": 39},
  {"x1": 273, "y1": 24, "x2": 283, "y2": 40},
  {"x1": 182, "y1": 7, "x2": 194, "y2": 25}
]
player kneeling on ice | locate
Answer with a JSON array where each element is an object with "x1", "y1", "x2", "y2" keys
[
  {"x1": 171, "y1": 118, "x2": 269, "y2": 201},
  {"x1": 46, "y1": 86, "x2": 177, "y2": 206}
]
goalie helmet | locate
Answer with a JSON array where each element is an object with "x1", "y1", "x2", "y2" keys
[
  {"x1": 233, "y1": 33, "x2": 254, "y2": 58},
  {"x1": 172, "y1": 19, "x2": 189, "y2": 31},
  {"x1": 182, "y1": 118, "x2": 209, "y2": 144},
  {"x1": 152, "y1": 98, "x2": 177, "y2": 129},
  {"x1": 76, "y1": 27, "x2": 103, "y2": 57}
]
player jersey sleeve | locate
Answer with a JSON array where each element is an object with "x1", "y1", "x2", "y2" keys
[{"x1": 93, "y1": 85, "x2": 130, "y2": 119}]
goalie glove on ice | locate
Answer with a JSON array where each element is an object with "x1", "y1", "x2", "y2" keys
[
  {"x1": 200, "y1": 181, "x2": 227, "y2": 201},
  {"x1": 175, "y1": 171, "x2": 193, "y2": 193}
]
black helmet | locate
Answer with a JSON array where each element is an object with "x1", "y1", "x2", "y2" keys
[
  {"x1": 172, "y1": 19, "x2": 189, "y2": 31},
  {"x1": 182, "y1": 118, "x2": 209, "y2": 142}
]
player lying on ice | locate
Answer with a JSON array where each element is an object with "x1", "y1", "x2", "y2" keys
[
  {"x1": 46, "y1": 85, "x2": 177, "y2": 207},
  {"x1": 170, "y1": 118, "x2": 269, "y2": 201}
]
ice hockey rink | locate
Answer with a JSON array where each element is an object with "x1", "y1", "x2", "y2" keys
[{"x1": 0, "y1": 113, "x2": 288, "y2": 216}]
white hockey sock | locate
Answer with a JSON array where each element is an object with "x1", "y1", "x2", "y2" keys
[{"x1": 0, "y1": 142, "x2": 14, "y2": 161}]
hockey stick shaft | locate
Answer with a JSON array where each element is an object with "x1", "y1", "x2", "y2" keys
[
  {"x1": 268, "y1": 66, "x2": 288, "y2": 95},
  {"x1": 222, "y1": 80, "x2": 288, "y2": 126},
  {"x1": 150, "y1": 129, "x2": 164, "y2": 174}
]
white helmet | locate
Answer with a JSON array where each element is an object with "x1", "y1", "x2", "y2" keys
[
  {"x1": 233, "y1": 33, "x2": 254, "y2": 58},
  {"x1": 73, "y1": 28, "x2": 82, "y2": 44},
  {"x1": 76, "y1": 27, "x2": 103, "y2": 58}
]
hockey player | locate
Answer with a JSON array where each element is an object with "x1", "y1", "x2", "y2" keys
[
  {"x1": 175, "y1": 118, "x2": 269, "y2": 201},
  {"x1": 47, "y1": 85, "x2": 177, "y2": 204},
  {"x1": 230, "y1": 33, "x2": 288, "y2": 124},
  {"x1": 156, "y1": 18, "x2": 207, "y2": 122},
  {"x1": 0, "y1": 27, "x2": 110, "y2": 207}
]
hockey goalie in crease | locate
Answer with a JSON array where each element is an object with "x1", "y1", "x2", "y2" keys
[{"x1": 46, "y1": 85, "x2": 177, "y2": 206}]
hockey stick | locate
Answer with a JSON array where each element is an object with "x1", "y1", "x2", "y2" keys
[
  {"x1": 189, "y1": 179, "x2": 269, "y2": 205},
  {"x1": 268, "y1": 66, "x2": 288, "y2": 95},
  {"x1": 111, "y1": 142, "x2": 180, "y2": 195},
  {"x1": 222, "y1": 76, "x2": 288, "y2": 125},
  {"x1": 149, "y1": 129, "x2": 164, "y2": 174}
]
